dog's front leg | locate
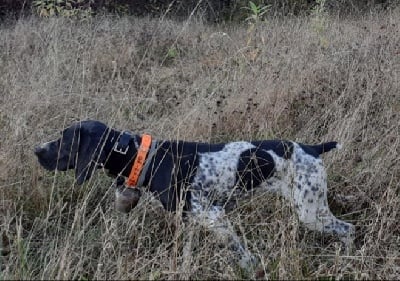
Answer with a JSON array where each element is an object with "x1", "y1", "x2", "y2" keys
[
  {"x1": 193, "y1": 206, "x2": 256, "y2": 271},
  {"x1": 180, "y1": 227, "x2": 195, "y2": 279}
]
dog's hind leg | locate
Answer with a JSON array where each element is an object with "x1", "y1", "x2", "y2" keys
[{"x1": 291, "y1": 169, "x2": 355, "y2": 246}]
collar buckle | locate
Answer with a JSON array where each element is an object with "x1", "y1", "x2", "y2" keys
[{"x1": 113, "y1": 131, "x2": 131, "y2": 155}]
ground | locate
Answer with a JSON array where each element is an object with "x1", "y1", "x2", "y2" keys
[{"x1": 0, "y1": 9, "x2": 399, "y2": 279}]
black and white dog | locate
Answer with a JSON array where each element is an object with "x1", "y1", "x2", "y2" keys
[{"x1": 34, "y1": 120, "x2": 354, "y2": 269}]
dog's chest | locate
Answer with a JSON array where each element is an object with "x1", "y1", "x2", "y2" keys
[{"x1": 191, "y1": 142, "x2": 256, "y2": 200}]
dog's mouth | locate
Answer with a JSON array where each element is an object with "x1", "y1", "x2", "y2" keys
[
  {"x1": 35, "y1": 153, "x2": 75, "y2": 172},
  {"x1": 35, "y1": 156, "x2": 57, "y2": 171}
]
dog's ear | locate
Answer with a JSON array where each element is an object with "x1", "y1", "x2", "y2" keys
[{"x1": 75, "y1": 121, "x2": 108, "y2": 185}]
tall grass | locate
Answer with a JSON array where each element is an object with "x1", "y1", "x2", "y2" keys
[{"x1": 0, "y1": 9, "x2": 399, "y2": 279}]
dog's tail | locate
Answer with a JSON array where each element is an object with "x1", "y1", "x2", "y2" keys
[{"x1": 309, "y1": 141, "x2": 342, "y2": 155}]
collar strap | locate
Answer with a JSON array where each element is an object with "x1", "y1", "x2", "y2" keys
[
  {"x1": 126, "y1": 134, "x2": 152, "y2": 187},
  {"x1": 136, "y1": 138, "x2": 157, "y2": 187}
]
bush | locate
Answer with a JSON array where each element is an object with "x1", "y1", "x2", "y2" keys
[{"x1": 0, "y1": 0, "x2": 398, "y2": 20}]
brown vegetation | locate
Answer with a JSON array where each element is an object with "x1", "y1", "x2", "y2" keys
[{"x1": 0, "y1": 9, "x2": 399, "y2": 279}]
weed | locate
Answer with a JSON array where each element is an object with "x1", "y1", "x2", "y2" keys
[
  {"x1": 311, "y1": 0, "x2": 329, "y2": 48},
  {"x1": 32, "y1": 0, "x2": 93, "y2": 18},
  {"x1": 243, "y1": 1, "x2": 269, "y2": 48},
  {"x1": 244, "y1": 1, "x2": 270, "y2": 24}
]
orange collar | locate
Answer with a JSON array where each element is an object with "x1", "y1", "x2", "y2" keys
[{"x1": 126, "y1": 134, "x2": 152, "y2": 187}]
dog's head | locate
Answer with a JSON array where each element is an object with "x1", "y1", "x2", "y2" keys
[{"x1": 34, "y1": 120, "x2": 109, "y2": 184}]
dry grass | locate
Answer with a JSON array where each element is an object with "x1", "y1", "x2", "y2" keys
[{"x1": 0, "y1": 9, "x2": 399, "y2": 279}]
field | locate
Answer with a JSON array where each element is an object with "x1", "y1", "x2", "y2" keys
[{"x1": 0, "y1": 8, "x2": 399, "y2": 279}]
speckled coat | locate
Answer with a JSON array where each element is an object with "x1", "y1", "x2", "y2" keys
[{"x1": 34, "y1": 120, "x2": 354, "y2": 270}]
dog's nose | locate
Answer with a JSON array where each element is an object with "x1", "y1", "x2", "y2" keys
[{"x1": 34, "y1": 145, "x2": 45, "y2": 156}]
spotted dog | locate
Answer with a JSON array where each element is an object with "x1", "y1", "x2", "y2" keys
[{"x1": 34, "y1": 120, "x2": 354, "y2": 270}]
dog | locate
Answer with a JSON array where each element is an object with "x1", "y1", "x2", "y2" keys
[{"x1": 34, "y1": 120, "x2": 354, "y2": 270}]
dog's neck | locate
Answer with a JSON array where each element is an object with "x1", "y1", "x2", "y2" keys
[{"x1": 102, "y1": 129, "x2": 141, "y2": 179}]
